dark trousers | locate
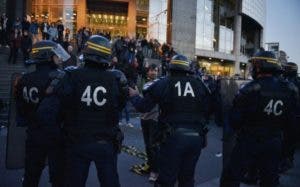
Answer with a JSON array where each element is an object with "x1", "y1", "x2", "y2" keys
[
  {"x1": 0, "y1": 29, "x2": 7, "y2": 45},
  {"x1": 42, "y1": 32, "x2": 49, "y2": 40},
  {"x1": 141, "y1": 119, "x2": 158, "y2": 172},
  {"x1": 22, "y1": 50, "x2": 30, "y2": 65},
  {"x1": 8, "y1": 47, "x2": 19, "y2": 63},
  {"x1": 65, "y1": 141, "x2": 120, "y2": 187},
  {"x1": 156, "y1": 129, "x2": 203, "y2": 187},
  {"x1": 220, "y1": 137, "x2": 282, "y2": 187},
  {"x1": 23, "y1": 130, "x2": 64, "y2": 187},
  {"x1": 282, "y1": 129, "x2": 295, "y2": 162}
]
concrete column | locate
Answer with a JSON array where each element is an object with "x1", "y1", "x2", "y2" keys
[
  {"x1": 77, "y1": 0, "x2": 86, "y2": 30},
  {"x1": 233, "y1": 0, "x2": 242, "y2": 75},
  {"x1": 213, "y1": 0, "x2": 220, "y2": 51},
  {"x1": 127, "y1": 0, "x2": 136, "y2": 38},
  {"x1": 254, "y1": 29, "x2": 260, "y2": 53},
  {"x1": 171, "y1": 0, "x2": 197, "y2": 59}
]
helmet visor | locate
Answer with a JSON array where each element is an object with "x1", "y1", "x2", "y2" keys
[{"x1": 52, "y1": 44, "x2": 70, "y2": 62}]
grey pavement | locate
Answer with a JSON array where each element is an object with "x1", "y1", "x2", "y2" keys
[
  {"x1": 0, "y1": 117, "x2": 223, "y2": 187},
  {"x1": 1, "y1": 117, "x2": 300, "y2": 187}
]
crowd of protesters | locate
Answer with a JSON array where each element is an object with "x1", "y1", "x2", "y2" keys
[
  {"x1": 0, "y1": 15, "x2": 75, "y2": 65},
  {"x1": 0, "y1": 14, "x2": 223, "y2": 98},
  {"x1": 0, "y1": 15, "x2": 174, "y2": 71}
]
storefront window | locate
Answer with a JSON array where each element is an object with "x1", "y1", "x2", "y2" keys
[
  {"x1": 31, "y1": 0, "x2": 78, "y2": 39},
  {"x1": 86, "y1": 1, "x2": 129, "y2": 37},
  {"x1": 200, "y1": 60, "x2": 234, "y2": 76}
]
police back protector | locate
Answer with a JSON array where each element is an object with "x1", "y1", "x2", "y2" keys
[
  {"x1": 160, "y1": 76, "x2": 208, "y2": 127},
  {"x1": 6, "y1": 66, "x2": 56, "y2": 169},
  {"x1": 63, "y1": 67, "x2": 119, "y2": 143}
]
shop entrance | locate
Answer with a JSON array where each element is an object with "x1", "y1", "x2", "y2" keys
[{"x1": 87, "y1": 0, "x2": 129, "y2": 38}]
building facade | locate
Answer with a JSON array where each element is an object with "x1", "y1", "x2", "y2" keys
[
  {"x1": 6, "y1": 0, "x2": 149, "y2": 38},
  {"x1": 6, "y1": 0, "x2": 266, "y2": 76},
  {"x1": 172, "y1": 0, "x2": 266, "y2": 76},
  {"x1": 148, "y1": 0, "x2": 265, "y2": 76}
]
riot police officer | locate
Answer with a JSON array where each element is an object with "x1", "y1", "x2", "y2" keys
[
  {"x1": 129, "y1": 54, "x2": 210, "y2": 187},
  {"x1": 220, "y1": 51, "x2": 299, "y2": 187},
  {"x1": 15, "y1": 40, "x2": 69, "y2": 187},
  {"x1": 56, "y1": 35, "x2": 128, "y2": 187},
  {"x1": 280, "y1": 62, "x2": 300, "y2": 172}
]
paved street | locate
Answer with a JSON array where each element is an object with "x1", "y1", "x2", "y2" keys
[
  {"x1": 1, "y1": 116, "x2": 300, "y2": 187},
  {"x1": 0, "y1": 116, "x2": 223, "y2": 187}
]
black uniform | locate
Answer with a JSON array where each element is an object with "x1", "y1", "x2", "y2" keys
[
  {"x1": 286, "y1": 76, "x2": 300, "y2": 138},
  {"x1": 16, "y1": 65, "x2": 64, "y2": 187},
  {"x1": 280, "y1": 76, "x2": 300, "y2": 171},
  {"x1": 56, "y1": 62, "x2": 128, "y2": 187},
  {"x1": 220, "y1": 75, "x2": 299, "y2": 187},
  {"x1": 131, "y1": 73, "x2": 210, "y2": 186}
]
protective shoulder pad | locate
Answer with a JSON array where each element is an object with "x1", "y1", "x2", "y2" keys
[
  {"x1": 143, "y1": 77, "x2": 167, "y2": 95},
  {"x1": 46, "y1": 70, "x2": 66, "y2": 95},
  {"x1": 143, "y1": 78, "x2": 160, "y2": 91},
  {"x1": 239, "y1": 81, "x2": 261, "y2": 95},
  {"x1": 287, "y1": 81, "x2": 299, "y2": 94},
  {"x1": 295, "y1": 77, "x2": 300, "y2": 85},
  {"x1": 109, "y1": 69, "x2": 128, "y2": 85},
  {"x1": 193, "y1": 75, "x2": 212, "y2": 94}
]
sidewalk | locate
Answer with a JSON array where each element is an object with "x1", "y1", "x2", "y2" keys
[
  {"x1": 0, "y1": 117, "x2": 223, "y2": 187},
  {"x1": 1, "y1": 116, "x2": 300, "y2": 187}
]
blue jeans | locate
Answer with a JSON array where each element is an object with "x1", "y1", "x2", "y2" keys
[
  {"x1": 156, "y1": 129, "x2": 204, "y2": 187},
  {"x1": 65, "y1": 141, "x2": 120, "y2": 187},
  {"x1": 119, "y1": 102, "x2": 130, "y2": 123},
  {"x1": 220, "y1": 136, "x2": 282, "y2": 187}
]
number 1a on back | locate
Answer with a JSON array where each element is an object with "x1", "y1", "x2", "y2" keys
[{"x1": 174, "y1": 81, "x2": 195, "y2": 97}]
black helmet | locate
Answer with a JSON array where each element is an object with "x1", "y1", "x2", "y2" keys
[
  {"x1": 28, "y1": 40, "x2": 57, "y2": 64},
  {"x1": 28, "y1": 40, "x2": 70, "y2": 65},
  {"x1": 169, "y1": 54, "x2": 191, "y2": 72},
  {"x1": 249, "y1": 50, "x2": 281, "y2": 79},
  {"x1": 82, "y1": 35, "x2": 111, "y2": 66},
  {"x1": 282, "y1": 62, "x2": 298, "y2": 77}
]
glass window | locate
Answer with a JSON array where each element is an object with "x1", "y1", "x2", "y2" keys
[
  {"x1": 31, "y1": 0, "x2": 78, "y2": 39},
  {"x1": 148, "y1": 0, "x2": 167, "y2": 43},
  {"x1": 196, "y1": 0, "x2": 214, "y2": 51},
  {"x1": 219, "y1": 26, "x2": 233, "y2": 54}
]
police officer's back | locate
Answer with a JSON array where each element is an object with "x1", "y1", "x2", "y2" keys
[
  {"x1": 220, "y1": 51, "x2": 299, "y2": 187},
  {"x1": 280, "y1": 62, "x2": 300, "y2": 172},
  {"x1": 283, "y1": 62, "x2": 300, "y2": 135},
  {"x1": 129, "y1": 55, "x2": 210, "y2": 187},
  {"x1": 15, "y1": 40, "x2": 67, "y2": 187},
  {"x1": 58, "y1": 35, "x2": 127, "y2": 187}
]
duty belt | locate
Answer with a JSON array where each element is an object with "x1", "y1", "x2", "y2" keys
[{"x1": 176, "y1": 128, "x2": 202, "y2": 136}]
